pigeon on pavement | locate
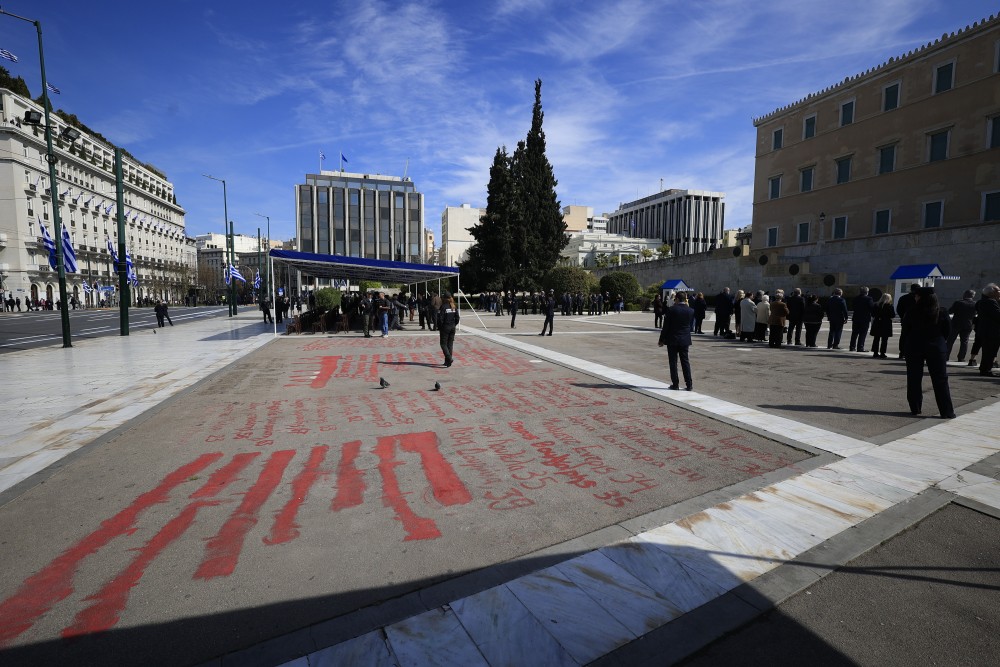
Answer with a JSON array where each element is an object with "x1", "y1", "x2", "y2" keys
[
  {"x1": 379, "y1": 377, "x2": 390, "y2": 389},
  {"x1": 433, "y1": 381, "x2": 441, "y2": 391}
]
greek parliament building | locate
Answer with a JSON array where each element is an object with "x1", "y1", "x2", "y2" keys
[
  {"x1": 606, "y1": 189, "x2": 725, "y2": 257},
  {"x1": 0, "y1": 89, "x2": 193, "y2": 306},
  {"x1": 293, "y1": 171, "x2": 425, "y2": 288},
  {"x1": 751, "y1": 13, "x2": 1000, "y2": 292}
]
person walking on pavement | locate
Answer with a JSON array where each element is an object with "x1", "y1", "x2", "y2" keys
[
  {"x1": 870, "y1": 293, "x2": 896, "y2": 359},
  {"x1": 826, "y1": 288, "x2": 849, "y2": 349},
  {"x1": 896, "y1": 283, "x2": 919, "y2": 359},
  {"x1": 509, "y1": 291, "x2": 519, "y2": 329},
  {"x1": 437, "y1": 292, "x2": 460, "y2": 367},
  {"x1": 848, "y1": 286, "x2": 874, "y2": 352},
  {"x1": 658, "y1": 292, "x2": 695, "y2": 391},
  {"x1": 260, "y1": 296, "x2": 273, "y2": 324},
  {"x1": 154, "y1": 300, "x2": 166, "y2": 328},
  {"x1": 902, "y1": 286, "x2": 955, "y2": 418},
  {"x1": 539, "y1": 289, "x2": 556, "y2": 336},
  {"x1": 359, "y1": 292, "x2": 373, "y2": 337},
  {"x1": 946, "y1": 289, "x2": 977, "y2": 362},
  {"x1": 974, "y1": 283, "x2": 1000, "y2": 377},
  {"x1": 785, "y1": 287, "x2": 805, "y2": 345}
]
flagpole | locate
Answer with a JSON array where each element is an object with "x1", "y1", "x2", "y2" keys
[
  {"x1": 114, "y1": 148, "x2": 130, "y2": 335},
  {"x1": 1, "y1": 9, "x2": 72, "y2": 346}
]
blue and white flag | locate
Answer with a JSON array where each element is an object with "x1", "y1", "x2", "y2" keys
[
  {"x1": 62, "y1": 226, "x2": 78, "y2": 273},
  {"x1": 229, "y1": 264, "x2": 246, "y2": 283},
  {"x1": 340, "y1": 152, "x2": 348, "y2": 163},
  {"x1": 125, "y1": 246, "x2": 138, "y2": 286},
  {"x1": 224, "y1": 265, "x2": 231, "y2": 286},
  {"x1": 40, "y1": 222, "x2": 58, "y2": 270},
  {"x1": 254, "y1": 270, "x2": 261, "y2": 289},
  {"x1": 46, "y1": 82, "x2": 61, "y2": 95},
  {"x1": 106, "y1": 236, "x2": 120, "y2": 271},
  {"x1": 319, "y1": 150, "x2": 326, "y2": 160},
  {"x1": 82, "y1": 281, "x2": 92, "y2": 294},
  {"x1": 105, "y1": 202, "x2": 114, "y2": 215},
  {"x1": 0, "y1": 48, "x2": 18, "y2": 63}
]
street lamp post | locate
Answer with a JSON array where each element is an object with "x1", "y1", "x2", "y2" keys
[
  {"x1": 202, "y1": 174, "x2": 234, "y2": 317},
  {"x1": 254, "y1": 212, "x2": 270, "y2": 296},
  {"x1": 2, "y1": 8, "x2": 72, "y2": 346}
]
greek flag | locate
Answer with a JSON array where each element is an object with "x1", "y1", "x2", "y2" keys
[
  {"x1": 229, "y1": 264, "x2": 246, "y2": 283},
  {"x1": 40, "y1": 222, "x2": 58, "y2": 270},
  {"x1": 107, "y1": 237, "x2": 120, "y2": 271},
  {"x1": 0, "y1": 48, "x2": 17, "y2": 63},
  {"x1": 125, "y1": 247, "x2": 138, "y2": 286},
  {"x1": 254, "y1": 270, "x2": 261, "y2": 289},
  {"x1": 340, "y1": 152, "x2": 348, "y2": 163},
  {"x1": 46, "y1": 83, "x2": 61, "y2": 95},
  {"x1": 62, "y1": 226, "x2": 78, "y2": 273},
  {"x1": 105, "y1": 202, "x2": 114, "y2": 215},
  {"x1": 224, "y1": 265, "x2": 231, "y2": 286},
  {"x1": 82, "y1": 281, "x2": 92, "y2": 294},
  {"x1": 319, "y1": 150, "x2": 326, "y2": 160}
]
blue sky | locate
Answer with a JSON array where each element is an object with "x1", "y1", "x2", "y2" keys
[{"x1": 3, "y1": 0, "x2": 997, "y2": 246}]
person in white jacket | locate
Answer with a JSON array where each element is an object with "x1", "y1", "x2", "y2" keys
[
  {"x1": 755, "y1": 293, "x2": 771, "y2": 342},
  {"x1": 739, "y1": 293, "x2": 757, "y2": 342}
]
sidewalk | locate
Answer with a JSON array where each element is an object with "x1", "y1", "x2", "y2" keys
[{"x1": 0, "y1": 310, "x2": 997, "y2": 666}]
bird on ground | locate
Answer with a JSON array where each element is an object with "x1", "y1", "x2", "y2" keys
[
  {"x1": 152, "y1": 330, "x2": 156, "y2": 334},
  {"x1": 433, "y1": 382, "x2": 441, "y2": 391},
  {"x1": 379, "y1": 377, "x2": 390, "y2": 389}
]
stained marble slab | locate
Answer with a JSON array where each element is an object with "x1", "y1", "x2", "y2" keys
[
  {"x1": 638, "y1": 521, "x2": 775, "y2": 586},
  {"x1": 805, "y1": 465, "x2": 915, "y2": 505},
  {"x1": 506, "y1": 565, "x2": 635, "y2": 664},
  {"x1": 780, "y1": 474, "x2": 894, "y2": 515},
  {"x1": 385, "y1": 607, "x2": 489, "y2": 667},
  {"x1": 953, "y1": 481, "x2": 1000, "y2": 510},
  {"x1": 723, "y1": 492, "x2": 851, "y2": 543},
  {"x1": 820, "y1": 459, "x2": 930, "y2": 494},
  {"x1": 935, "y1": 471, "x2": 995, "y2": 492},
  {"x1": 451, "y1": 585, "x2": 575, "y2": 667}
]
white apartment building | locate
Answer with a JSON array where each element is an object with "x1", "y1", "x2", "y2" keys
[
  {"x1": 561, "y1": 232, "x2": 664, "y2": 268},
  {"x1": 195, "y1": 232, "x2": 266, "y2": 254},
  {"x1": 0, "y1": 89, "x2": 191, "y2": 306},
  {"x1": 440, "y1": 204, "x2": 482, "y2": 267},
  {"x1": 607, "y1": 188, "x2": 725, "y2": 257}
]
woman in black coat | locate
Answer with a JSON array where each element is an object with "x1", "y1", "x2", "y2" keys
[
  {"x1": 902, "y1": 287, "x2": 955, "y2": 418},
  {"x1": 691, "y1": 292, "x2": 708, "y2": 334},
  {"x1": 870, "y1": 293, "x2": 896, "y2": 359}
]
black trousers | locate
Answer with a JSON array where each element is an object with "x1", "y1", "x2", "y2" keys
[
  {"x1": 714, "y1": 314, "x2": 730, "y2": 335},
  {"x1": 871, "y1": 335, "x2": 890, "y2": 356},
  {"x1": 439, "y1": 327, "x2": 456, "y2": 364},
  {"x1": 947, "y1": 327, "x2": 972, "y2": 361},
  {"x1": 905, "y1": 339, "x2": 953, "y2": 416},
  {"x1": 827, "y1": 322, "x2": 845, "y2": 348},
  {"x1": 786, "y1": 320, "x2": 803, "y2": 344},
  {"x1": 541, "y1": 315, "x2": 554, "y2": 335},
  {"x1": 850, "y1": 321, "x2": 870, "y2": 350},
  {"x1": 768, "y1": 325, "x2": 784, "y2": 347},
  {"x1": 805, "y1": 322, "x2": 821, "y2": 347},
  {"x1": 981, "y1": 337, "x2": 1000, "y2": 374},
  {"x1": 667, "y1": 344, "x2": 692, "y2": 389}
]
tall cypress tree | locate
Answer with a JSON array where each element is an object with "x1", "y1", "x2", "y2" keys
[{"x1": 460, "y1": 146, "x2": 518, "y2": 291}]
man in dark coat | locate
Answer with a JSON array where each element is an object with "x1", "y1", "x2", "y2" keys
[
  {"x1": 946, "y1": 289, "x2": 977, "y2": 362},
  {"x1": 976, "y1": 283, "x2": 1000, "y2": 377},
  {"x1": 849, "y1": 286, "x2": 874, "y2": 352},
  {"x1": 826, "y1": 288, "x2": 849, "y2": 349},
  {"x1": 785, "y1": 288, "x2": 805, "y2": 345},
  {"x1": 658, "y1": 292, "x2": 695, "y2": 391},
  {"x1": 896, "y1": 283, "x2": 919, "y2": 359},
  {"x1": 713, "y1": 287, "x2": 734, "y2": 336},
  {"x1": 539, "y1": 289, "x2": 556, "y2": 336}
]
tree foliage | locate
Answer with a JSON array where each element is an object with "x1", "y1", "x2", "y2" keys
[
  {"x1": 460, "y1": 79, "x2": 567, "y2": 292},
  {"x1": 543, "y1": 265, "x2": 598, "y2": 295},
  {"x1": 313, "y1": 287, "x2": 341, "y2": 311},
  {"x1": 599, "y1": 272, "x2": 643, "y2": 304}
]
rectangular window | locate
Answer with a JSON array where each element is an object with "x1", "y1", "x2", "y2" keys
[
  {"x1": 803, "y1": 115, "x2": 816, "y2": 139},
  {"x1": 929, "y1": 130, "x2": 949, "y2": 162},
  {"x1": 772, "y1": 128, "x2": 783, "y2": 150},
  {"x1": 989, "y1": 115, "x2": 1000, "y2": 149},
  {"x1": 768, "y1": 175, "x2": 781, "y2": 200},
  {"x1": 836, "y1": 156, "x2": 852, "y2": 184},
  {"x1": 934, "y1": 62, "x2": 954, "y2": 93},
  {"x1": 797, "y1": 222, "x2": 809, "y2": 243},
  {"x1": 984, "y1": 192, "x2": 1000, "y2": 222},
  {"x1": 879, "y1": 145, "x2": 896, "y2": 174},
  {"x1": 840, "y1": 100, "x2": 854, "y2": 126},
  {"x1": 874, "y1": 209, "x2": 891, "y2": 234},
  {"x1": 883, "y1": 83, "x2": 900, "y2": 111},
  {"x1": 800, "y1": 167, "x2": 814, "y2": 192},
  {"x1": 833, "y1": 216, "x2": 848, "y2": 239},
  {"x1": 923, "y1": 200, "x2": 943, "y2": 228},
  {"x1": 766, "y1": 226, "x2": 778, "y2": 247}
]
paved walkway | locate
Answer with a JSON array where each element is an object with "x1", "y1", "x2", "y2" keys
[{"x1": 1, "y1": 310, "x2": 997, "y2": 666}]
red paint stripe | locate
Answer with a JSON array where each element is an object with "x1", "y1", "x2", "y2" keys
[
  {"x1": 0, "y1": 453, "x2": 222, "y2": 647},
  {"x1": 375, "y1": 436, "x2": 440, "y2": 541},
  {"x1": 194, "y1": 450, "x2": 295, "y2": 580},
  {"x1": 265, "y1": 446, "x2": 329, "y2": 545},
  {"x1": 400, "y1": 431, "x2": 472, "y2": 506},
  {"x1": 311, "y1": 356, "x2": 341, "y2": 389},
  {"x1": 331, "y1": 440, "x2": 365, "y2": 511},
  {"x1": 62, "y1": 453, "x2": 260, "y2": 637}
]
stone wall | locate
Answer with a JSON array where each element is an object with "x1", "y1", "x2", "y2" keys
[{"x1": 596, "y1": 223, "x2": 1000, "y2": 303}]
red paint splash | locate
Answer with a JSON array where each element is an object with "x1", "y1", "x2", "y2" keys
[
  {"x1": 331, "y1": 440, "x2": 365, "y2": 511},
  {"x1": 264, "y1": 446, "x2": 329, "y2": 545},
  {"x1": 194, "y1": 450, "x2": 295, "y2": 580},
  {"x1": 0, "y1": 453, "x2": 222, "y2": 647},
  {"x1": 62, "y1": 453, "x2": 260, "y2": 638},
  {"x1": 311, "y1": 356, "x2": 341, "y2": 389},
  {"x1": 398, "y1": 431, "x2": 473, "y2": 506}
]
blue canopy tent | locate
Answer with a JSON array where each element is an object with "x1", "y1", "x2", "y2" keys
[
  {"x1": 267, "y1": 249, "x2": 462, "y2": 334},
  {"x1": 660, "y1": 279, "x2": 694, "y2": 299},
  {"x1": 888, "y1": 264, "x2": 959, "y2": 304}
]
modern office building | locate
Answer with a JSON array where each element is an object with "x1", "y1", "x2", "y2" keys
[
  {"x1": 294, "y1": 171, "x2": 424, "y2": 262},
  {"x1": 0, "y1": 89, "x2": 190, "y2": 306},
  {"x1": 752, "y1": 13, "x2": 1000, "y2": 251},
  {"x1": 606, "y1": 189, "x2": 725, "y2": 257},
  {"x1": 440, "y1": 203, "x2": 482, "y2": 267}
]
